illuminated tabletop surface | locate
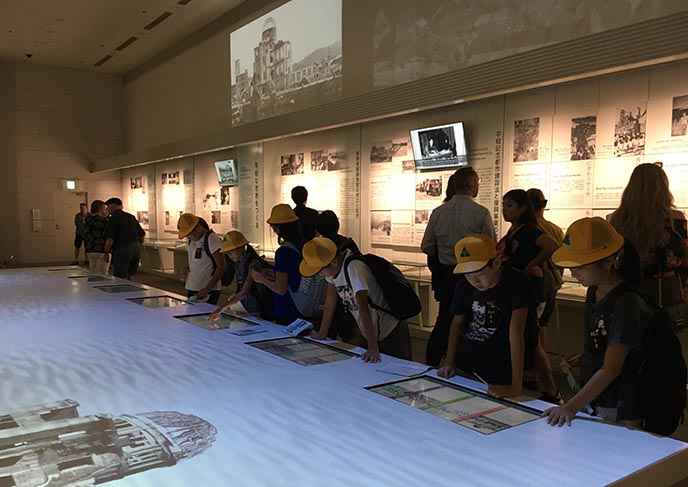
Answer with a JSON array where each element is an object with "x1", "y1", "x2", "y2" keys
[{"x1": 0, "y1": 267, "x2": 686, "y2": 487}]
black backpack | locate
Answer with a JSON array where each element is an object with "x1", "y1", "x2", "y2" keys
[
  {"x1": 244, "y1": 247, "x2": 275, "y2": 321},
  {"x1": 203, "y1": 231, "x2": 235, "y2": 286},
  {"x1": 639, "y1": 295, "x2": 687, "y2": 436},
  {"x1": 343, "y1": 254, "x2": 421, "y2": 320}
]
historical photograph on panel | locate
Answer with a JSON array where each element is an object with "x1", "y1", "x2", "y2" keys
[
  {"x1": 671, "y1": 95, "x2": 688, "y2": 137},
  {"x1": 0, "y1": 399, "x2": 216, "y2": 486},
  {"x1": 130, "y1": 176, "x2": 143, "y2": 189},
  {"x1": 370, "y1": 211, "x2": 392, "y2": 237},
  {"x1": 614, "y1": 105, "x2": 646, "y2": 156},
  {"x1": 513, "y1": 118, "x2": 540, "y2": 162},
  {"x1": 310, "y1": 150, "x2": 328, "y2": 171},
  {"x1": 416, "y1": 177, "x2": 443, "y2": 200},
  {"x1": 136, "y1": 211, "x2": 149, "y2": 226},
  {"x1": 202, "y1": 191, "x2": 219, "y2": 210},
  {"x1": 163, "y1": 171, "x2": 180, "y2": 185},
  {"x1": 327, "y1": 149, "x2": 348, "y2": 171},
  {"x1": 401, "y1": 159, "x2": 416, "y2": 173},
  {"x1": 220, "y1": 186, "x2": 230, "y2": 206},
  {"x1": 230, "y1": 0, "x2": 342, "y2": 125},
  {"x1": 280, "y1": 154, "x2": 303, "y2": 176},
  {"x1": 211, "y1": 211, "x2": 221, "y2": 225},
  {"x1": 570, "y1": 115, "x2": 596, "y2": 160},
  {"x1": 415, "y1": 209, "x2": 430, "y2": 225},
  {"x1": 370, "y1": 141, "x2": 408, "y2": 163}
]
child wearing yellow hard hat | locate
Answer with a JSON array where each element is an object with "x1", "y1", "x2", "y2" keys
[
  {"x1": 437, "y1": 234, "x2": 539, "y2": 400},
  {"x1": 177, "y1": 213, "x2": 226, "y2": 304},
  {"x1": 209, "y1": 231, "x2": 274, "y2": 321},
  {"x1": 542, "y1": 217, "x2": 650, "y2": 428}
]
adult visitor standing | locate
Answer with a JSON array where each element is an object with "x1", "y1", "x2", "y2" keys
[
  {"x1": 83, "y1": 200, "x2": 109, "y2": 275},
  {"x1": 421, "y1": 166, "x2": 495, "y2": 366},
  {"x1": 103, "y1": 197, "x2": 145, "y2": 279},
  {"x1": 291, "y1": 186, "x2": 319, "y2": 240},
  {"x1": 72, "y1": 203, "x2": 88, "y2": 265}
]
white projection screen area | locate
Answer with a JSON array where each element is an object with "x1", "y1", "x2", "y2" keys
[{"x1": 230, "y1": 0, "x2": 342, "y2": 126}]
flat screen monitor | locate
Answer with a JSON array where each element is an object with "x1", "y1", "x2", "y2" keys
[
  {"x1": 410, "y1": 122, "x2": 468, "y2": 171},
  {"x1": 214, "y1": 159, "x2": 238, "y2": 187}
]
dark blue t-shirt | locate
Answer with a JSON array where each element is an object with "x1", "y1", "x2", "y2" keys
[
  {"x1": 451, "y1": 267, "x2": 538, "y2": 384},
  {"x1": 273, "y1": 244, "x2": 301, "y2": 323}
]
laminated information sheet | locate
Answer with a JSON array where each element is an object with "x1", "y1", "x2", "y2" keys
[
  {"x1": 128, "y1": 296, "x2": 189, "y2": 308},
  {"x1": 174, "y1": 312, "x2": 257, "y2": 331},
  {"x1": 94, "y1": 284, "x2": 147, "y2": 293},
  {"x1": 367, "y1": 376, "x2": 539, "y2": 435},
  {"x1": 247, "y1": 337, "x2": 356, "y2": 366}
]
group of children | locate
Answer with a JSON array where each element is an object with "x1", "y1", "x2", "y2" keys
[{"x1": 176, "y1": 184, "x2": 660, "y2": 431}]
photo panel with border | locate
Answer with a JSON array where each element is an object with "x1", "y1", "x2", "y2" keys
[
  {"x1": 94, "y1": 284, "x2": 147, "y2": 293},
  {"x1": 246, "y1": 337, "x2": 357, "y2": 366},
  {"x1": 174, "y1": 312, "x2": 258, "y2": 331},
  {"x1": 128, "y1": 296, "x2": 190, "y2": 309},
  {"x1": 366, "y1": 376, "x2": 539, "y2": 435}
]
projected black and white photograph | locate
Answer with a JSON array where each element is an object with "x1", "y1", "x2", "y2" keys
[
  {"x1": 570, "y1": 115, "x2": 596, "y2": 160},
  {"x1": 671, "y1": 95, "x2": 688, "y2": 137},
  {"x1": 230, "y1": 0, "x2": 342, "y2": 125},
  {"x1": 614, "y1": 105, "x2": 646, "y2": 157},
  {"x1": 513, "y1": 118, "x2": 540, "y2": 162},
  {"x1": 0, "y1": 399, "x2": 216, "y2": 486}
]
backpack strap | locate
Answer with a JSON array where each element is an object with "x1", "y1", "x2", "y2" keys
[
  {"x1": 203, "y1": 231, "x2": 218, "y2": 274},
  {"x1": 342, "y1": 255, "x2": 394, "y2": 318}
]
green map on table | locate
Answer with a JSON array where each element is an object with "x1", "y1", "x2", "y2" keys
[
  {"x1": 247, "y1": 337, "x2": 356, "y2": 366},
  {"x1": 174, "y1": 312, "x2": 258, "y2": 331},
  {"x1": 128, "y1": 295, "x2": 188, "y2": 308},
  {"x1": 367, "y1": 376, "x2": 539, "y2": 435}
]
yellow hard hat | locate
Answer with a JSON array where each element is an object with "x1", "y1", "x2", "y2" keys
[
  {"x1": 453, "y1": 234, "x2": 497, "y2": 274},
  {"x1": 177, "y1": 213, "x2": 200, "y2": 239},
  {"x1": 266, "y1": 203, "x2": 299, "y2": 224},
  {"x1": 220, "y1": 230, "x2": 249, "y2": 253},
  {"x1": 299, "y1": 237, "x2": 337, "y2": 277},
  {"x1": 552, "y1": 217, "x2": 624, "y2": 268}
]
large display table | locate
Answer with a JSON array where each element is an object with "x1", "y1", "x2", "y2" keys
[{"x1": 0, "y1": 267, "x2": 686, "y2": 486}]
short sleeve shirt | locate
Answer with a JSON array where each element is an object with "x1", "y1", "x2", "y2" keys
[
  {"x1": 581, "y1": 283, "x2": 650, "y2": 419},
  {"x1": 235, "y1": 250, "x2": 266, "y2": 314},
  {"x1": 505, "y1": 222, "x2": 543, "y2": 270},
  {"x1": 83, "y1": 214, "x2": 107, "y2": 253},
  {"x1": 326, "y1": 250, "x2": 400, "y2": 340},
  {"x1": 451, "y1": 267, "x2": 538, "y2": 384},
  {"x1": 273, "y1": 244, "x2": 301, "y2": 321},
  {"x1": 186, "y1": 232, "x2": 223, "y2": 292},
  {"x1": 104, "y1": 210, "x2": 145, "y2": 248}
]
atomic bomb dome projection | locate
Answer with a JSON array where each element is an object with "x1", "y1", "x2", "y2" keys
[
  {"x1": 0, "y1": 399, "x2": 216, "y2": 486},
  {"x1": 230, "y1": 0, "x2": 342, "y2": 125}
]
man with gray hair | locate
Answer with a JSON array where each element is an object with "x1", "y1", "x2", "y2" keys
[
  {"x1": 421, "y1": 166, "x2": 495, "y2": 366},
  {"x1": 103, "y1": 197, "x2": 145, "y2": 279}
]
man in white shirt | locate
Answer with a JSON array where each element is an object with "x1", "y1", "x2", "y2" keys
[
  {"x1": 300, "y1": 238, "x2": 411, "y2": 363},
  {"x1": 420, "y1": 166, "x2": 495, "y2": 366}
]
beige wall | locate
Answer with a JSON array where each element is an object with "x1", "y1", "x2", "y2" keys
[
  {"x1": 0, "y1": 62, "x2": 19, "y2": 266},
  {"x1": 12, "y1": 63, "x2": 125, "y2": 264},
  {"x1": 125, "y1": 31, "x2": 231, "y2": 152}
]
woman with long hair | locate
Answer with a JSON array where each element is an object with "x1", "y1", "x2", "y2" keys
[{"x1": 609, "y1": 163, "x2": 688, "y2": 319}]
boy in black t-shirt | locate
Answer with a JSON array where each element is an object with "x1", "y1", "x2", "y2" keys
[{"x1": 438, "y1": 234, "x2": 538, "y2": 398}]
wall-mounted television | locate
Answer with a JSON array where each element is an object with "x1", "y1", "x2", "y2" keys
[
  {"x1": 214, "y1": 160, "x2": 238, "y2": 187},
  {"x1": 410, "y1": 122, "x2": 468, "y2": 171}
]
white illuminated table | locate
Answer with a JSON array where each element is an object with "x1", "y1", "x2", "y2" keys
[{"x1": 0, "y1": 267, "x2": 686, "y2": 486}]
